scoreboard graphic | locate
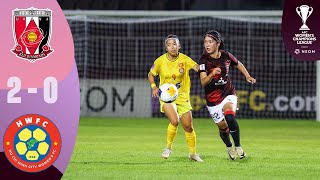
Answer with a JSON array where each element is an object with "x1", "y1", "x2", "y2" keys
[{"x1": 0, "y1": 1, "x2": 80, "y2": 179}]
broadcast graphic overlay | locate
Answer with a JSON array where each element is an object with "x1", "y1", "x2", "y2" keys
[
  {"x1": 0, "y1": 1, "x2": 79, "y2": 179},
  {"x1": 282, "y1": 0, "x2": 320, "y2": 61},
  {"x1": 3, "y1": 114, "x2": 61, "y2": 173},
  {"x1": 11, "y1": 8, "x2": 54, "y2": 62}
]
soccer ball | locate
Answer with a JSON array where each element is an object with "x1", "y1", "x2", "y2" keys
[
  {"x1": 15, "y1": 127, "x2": 50, "y2": 161},
  {"x1": 158, "y1": 83, "x2": 178, "y2": 103}
]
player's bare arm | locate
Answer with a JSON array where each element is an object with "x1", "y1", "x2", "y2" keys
[
  {"x1": 236, "y1": 61, "x2": 256, "y2": 84},
  {"x1": 148, "y1": 72, "x2": 159, "y2": 97},
  {"x1": 193, "y1": 64, "x2": 200, "y2": 72},
  {"x1": 199, "y1": 67, "x2": 221, "y2": 87}
]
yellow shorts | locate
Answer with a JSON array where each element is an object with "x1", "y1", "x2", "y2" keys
[{"x1": 160, "y1": 100, "x2": 193, "y2": 117}]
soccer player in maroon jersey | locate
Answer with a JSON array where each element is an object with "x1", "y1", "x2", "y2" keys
[{"x1": 199, "y1": 30, "x2": 256, "y2": 160}]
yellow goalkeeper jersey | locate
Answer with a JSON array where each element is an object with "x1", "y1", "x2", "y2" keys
[{"x1": 149, "y1": 53, "x2": 197, "y2": 103}]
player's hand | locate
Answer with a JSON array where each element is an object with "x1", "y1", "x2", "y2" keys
[
  {"x1": 211, "y1": 67, "x2": 221, "y2": 76},
  {"x1": 152, "y1": 86, "x2": 159, "y2": 98},
  {"x1": 246, "y1": 76, "x2": 256, "y2": 84}
]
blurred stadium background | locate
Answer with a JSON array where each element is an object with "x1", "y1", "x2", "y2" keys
[{"x1": 58, "y1": 1, "x2": 320, "y2": 179}]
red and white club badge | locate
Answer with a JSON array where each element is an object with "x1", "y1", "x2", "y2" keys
[
  {"x1": 11, "y1": 7, "x2": 53, "y2": 63},
  {"x1": 3, "y1": 114, "x2": 61, "y2": 172}
]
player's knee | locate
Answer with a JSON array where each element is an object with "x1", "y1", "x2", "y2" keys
[
  {"x1": 183, "y1": 125, "x2": 193, "y2": 133},
  {"x1": 170, "y1": 121, "x2": 179, "y2": 127},
  {"x1": 219, "y1": 127, "x2": 229, "y2": 134},
  {"x1": 217, "y1": 119, "x2": 228, "y2": 129},
  {"x1": 224, "y1": 106, "x2": 234, "y2": 113},
  {"x1": 223, "y1": 102, "x2": 235, "y2": 112}
]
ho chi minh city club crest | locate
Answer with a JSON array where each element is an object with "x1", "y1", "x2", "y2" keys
[
  {"x1": 11, "y1": 7, "x2": 53, "y2": 63},
  {"x1": 3, "y1": 114, "x2": 61, "y2": 172}
]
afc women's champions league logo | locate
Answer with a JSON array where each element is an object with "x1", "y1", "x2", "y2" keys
[
  {"x1": 296, "y1": 5, "x2": 313, "y2": 30},
  {"x1": 282, "y1": 1, "x2": 319, "y2": 60},
  {"x1": 11, "y1": 7, "x2": 54, "y2": 63}
]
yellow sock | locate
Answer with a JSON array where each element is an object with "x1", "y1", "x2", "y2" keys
[
  {"x1": 167, "y1": 123, "x2": 178, "y2": 149},
  {"x1": 185, "y1": 130, "x2": 196, "y2": 155}
]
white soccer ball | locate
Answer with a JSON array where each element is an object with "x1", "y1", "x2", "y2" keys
[{"x1": 158, "y1": 83, "x2": 178, "y2": 103}]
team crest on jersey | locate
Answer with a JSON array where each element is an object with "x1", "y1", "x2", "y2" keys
[
  {"x1": 11, "y1": 7, "x2": 53, "y2": 63},
  {"x1": 3, "y1": 114, "x2": 61, "y2": 172},
  {"x1": 179, "y1": 68, "x2": 184, "y2": 74}
]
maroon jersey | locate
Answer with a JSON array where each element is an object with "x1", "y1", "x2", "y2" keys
[{"x1": 199, "y1": 50, "x2": 238, "y2": 106}]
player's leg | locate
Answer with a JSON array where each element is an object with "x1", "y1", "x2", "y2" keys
[
  {"x1": 223, "y1": 103, "x2": 240, "y2": 146},
  {"x1": 180, "y1": 111, "x2": 203, "y2": 162},
  {"x1": 207, "y1": 104, "x2": 236, "y2": 160},
  {"x1": 178, "y1": 102, "x2": 203, "y2": 162},
  {"x1": 180, "y1": 111, "x2": 196, "y2": 154},
  {"x1": 222, "y1": 96, "x2": 246, "y2": 159},
  {"x1": 216, "y1": 120, "x2": 232, "y2": 147},
  {"x1": 216, "y1": 120, "x2": 236, "y2": 160},
  {"x1": 161, "y1": 102, "x2": 179, "y2": 158}
]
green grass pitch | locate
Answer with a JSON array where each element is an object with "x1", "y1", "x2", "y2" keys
[{"x1": 62, "y1": 117, "x2": 320, "y2": 180}]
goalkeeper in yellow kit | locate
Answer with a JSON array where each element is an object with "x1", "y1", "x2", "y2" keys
[{"x1": 148, "y1": 34, "x2": 203, "y2": 162}]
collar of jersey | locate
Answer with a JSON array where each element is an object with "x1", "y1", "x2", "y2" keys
[
  {"x1": 209, "y1": 51, "x2": 222, "y2": 60},
  {"x1": 166, "y1": 53, "x2": 179, "y2": 62}
]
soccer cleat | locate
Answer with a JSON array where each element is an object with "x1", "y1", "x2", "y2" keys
[
  {"x1": 161, "y1": 148, "x2": 172, "y2": 159},
  {"x1": 188, "y1": 154, "x2": 204, "y2": 162},
  {"x1": 235, "y1": 147, "x2": 246, "y2": 159},
  {"x1": 227, "y1": 147, "x2": 237, "y2": 160}
]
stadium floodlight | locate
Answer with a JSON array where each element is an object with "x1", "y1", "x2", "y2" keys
[{"x1": 64, "y1": 10, "x2": 319, "y2": 120}]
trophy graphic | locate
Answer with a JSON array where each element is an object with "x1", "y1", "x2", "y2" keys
[{"x1": 296, "y1": 5, "x2": 313, "y2": 30}]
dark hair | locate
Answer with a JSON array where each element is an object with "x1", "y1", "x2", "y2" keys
[{"x1": 204, "y1": 30, "x2": 224, "y2": 50}]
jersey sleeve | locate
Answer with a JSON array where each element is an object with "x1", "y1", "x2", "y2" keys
[
  {"x1": 185, "y1": 56, "x2": 197, "y2": 71},
  {"x1": 227, "y1": 52, "x2": 239, "y2": 67},
  {"x1": 149, "y1": 59, "x2": 160, "y2": 76}
]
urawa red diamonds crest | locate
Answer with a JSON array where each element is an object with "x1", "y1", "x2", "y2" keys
[{"x1": 12, "y1": 7, "x2": 53, "y2": 63}]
